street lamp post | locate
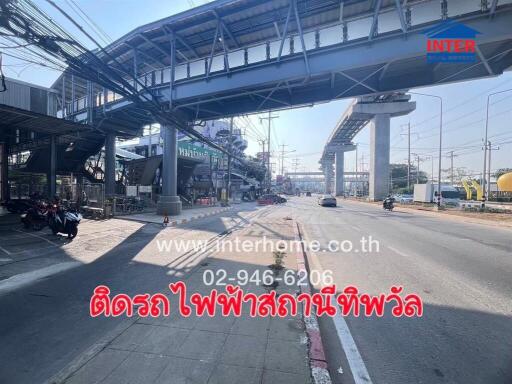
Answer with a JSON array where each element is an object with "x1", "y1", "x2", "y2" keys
[
  {"x1": 483, "y1": 88, "x2": 512, "y2": 203},
  {"x1": 409, "y1": 92, "x2": 443, "y2": 208}
]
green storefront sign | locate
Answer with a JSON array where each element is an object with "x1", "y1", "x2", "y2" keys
[{"x1": 178, "y1": 141, "x2": 222, "y2": 160}]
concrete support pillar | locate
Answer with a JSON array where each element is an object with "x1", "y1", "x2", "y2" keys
[
  {"x1": 157, "y1": 123, "x2": 182, "y2": 215},
  {"x1": 335, "y1": 151, "x2": 345, "y2": 196},
  {"x1": 47, "y1": 135, "x2": 56, "y2": 198},
  {"x1": 369, "y1": 114, "x2": 390, "y2": 201},
  {"x1": 104, "y1": 133, "x2": 116, "y2": 196},
  {"x1": 324, "y1": 166, "x2": 333, "y2": 194},
  {"x1": 0, "y1": 142, "x2": 9, "y2": 201}
]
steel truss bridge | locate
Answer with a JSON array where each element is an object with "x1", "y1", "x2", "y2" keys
[{"x1": 57, "y1": 0, "x2": 512, "y2": 127}]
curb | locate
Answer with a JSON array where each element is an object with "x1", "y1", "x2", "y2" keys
[
  {"x1": 293, "y1": 221, "x2": 332, "y2": 384},
  {"x1": 165, "y1": 206, "x2": 232, "y2": 227}
]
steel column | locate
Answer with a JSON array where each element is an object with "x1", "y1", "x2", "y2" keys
[
  {"x1": 277, "y1": 2, "x2": 293, "y2": 61},
  {"x1": 292, "y1": 0, "x2": 311, "y2": 77},
  {"x1": 71, "y1": 74, "x2": 75, "y2": 114},
  {"x1": 207, "y1": 21, "x2": 220, "y2": 77},
  {"x1": 61, "y1": 75, "x2": 66, "y2": 118},
  {"x1": 0, "y1": 142, "x2": 9, "y2": 202},
  {"x1": 170, "y1": 30, "x2": 176, "y2": 108},
  {"x1": 47, "y1": 135, "x2": 57, "y2": 198},
  {"x1": 104, "y1": 133, "x2": 116, "y2": 196},
  {"x1": 157, "y1": 123, "x2": 182, "y2": 215}
]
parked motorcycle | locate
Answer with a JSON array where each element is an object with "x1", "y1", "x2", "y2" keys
[
  {"x1": 48, "y1": 205, "x2": 82, "y2": 239},
  {"x1": 20, "y1": 203, "x2": 48, "y2": 230},
  {"x1": 6, "y1": 199, "x2": 34, "y2": 214}
]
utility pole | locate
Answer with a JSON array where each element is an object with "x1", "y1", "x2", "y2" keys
[
  {"x1": 447, "y1": 150, "x2": 458, "y2": 186},
  {"x1": 292, "y1": 158, "x2": 300, "y2": 174},
  {"x1": 355, "y1": 144, "x2": 358, "y2": 195},
  {"x1": 260, "y1": 112, "x2": 279, "y2": 190},
  {"x1": 407, "y1": 122, "x2": 411, "y2": 192},
  {"x1": 412, "y1": 153, "x2": 424, "y2": 184},
  {"x1": 487, "y1": 141, "x2": 500, "y2": 201},
  {"x1": 279, "y1": 144, "x2": 288, "y2": 176},
  {"x1": 278, "y1": 144, "x2": 295, "y2": 177},
  {"x1": 482, "y1": 89, "x2": 512, "y2": 202},
  {"x1": 400, "y1": 122, "x2": 420, "y2": 193},
  {"x1": 487, "y1": 141, "x2": 491, "y2": 199},
  {"x1": 360, "y1": 153, "x2": 368, "y2": 197},
  {"x1": 258, "y1": 140, "x2": 267, "y2": 165}
]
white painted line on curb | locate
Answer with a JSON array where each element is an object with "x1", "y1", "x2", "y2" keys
[
  {"x1": 332, "y1": 313, "x2": 373, "y2": 384},
  {"x1": 0, "y1": 261, "x2": 81, "y2": 295},
  {"x1": 312, "y1": 366, "x2": 333, "y2": 384}
]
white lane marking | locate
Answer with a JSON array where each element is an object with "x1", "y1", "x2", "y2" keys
[
  {"x1": 0, "y1": 261, "x2": 80, "y2": 295},
  {"x1": 332, "y1": 313, "x2": 373, "y2": 384},
  {"x1": 0, "y1": 257, "x2": 13, "y2": 262},
  {"x1": 14, "y1": 229, "x2": 60, "y2": 246},
  {"x1": 387, "y1": 246, "x2": 410, "y2": 258},
  {"x1": 299, "y1": 223, "x2": 373, "y2": 384},
  {"x1": 0, "y1": 245, "x2": 12, "y2": 255}
]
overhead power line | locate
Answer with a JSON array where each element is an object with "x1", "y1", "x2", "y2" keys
[{"x1": 0, "y1": 0, "x2": 247, "y2": 162}]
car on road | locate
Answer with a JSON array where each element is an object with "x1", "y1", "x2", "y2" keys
[
  {"x1": 318, "y1": 195, "x2": 337, "y2": 207},
  {"x1": 257, "y1": 194, "x2": 287, "y2": 205},
  {"x1": 399, "y1": 194, "x2": 414, "y2": 204},
  {"x1": 305, "y1": 191, "x2": 312, "y2": 197}
]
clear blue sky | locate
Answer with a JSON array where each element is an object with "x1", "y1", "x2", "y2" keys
[{"x1": 4, "y1": 0, "x2": 511, "y2": 179}]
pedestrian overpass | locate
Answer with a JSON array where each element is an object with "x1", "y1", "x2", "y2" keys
[
  {"x1": 4, "y1": 0, "x2": 512, "y2": 213},
  {"x1": 286, "y1": 171, "x2": 369, "y2": 194}
]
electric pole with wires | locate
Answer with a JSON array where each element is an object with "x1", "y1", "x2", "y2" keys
[{"x1": 259, "y1": 112, "x2": 279, "y2": 190}]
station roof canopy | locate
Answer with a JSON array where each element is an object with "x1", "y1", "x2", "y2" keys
[{"x1": 0, "y1": 104, "x2": 93, "y2": 136}]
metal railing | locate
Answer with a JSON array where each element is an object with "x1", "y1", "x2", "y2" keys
[{"x1": 61, "y1": 0, "x2": 501, "y2": 117}]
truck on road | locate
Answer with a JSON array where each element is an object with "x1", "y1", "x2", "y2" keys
[{"x1": 413, "y1": 183, "x2": 460, "y2": 206}]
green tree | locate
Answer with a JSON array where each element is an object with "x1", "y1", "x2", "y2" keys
[{"x1": 390, "y1": 163, "x2": 428, "y2": 193}]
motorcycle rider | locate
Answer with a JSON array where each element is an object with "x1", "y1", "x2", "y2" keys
[{"x1": 383, "y1": 194, "x2": 395, "y2": 210}]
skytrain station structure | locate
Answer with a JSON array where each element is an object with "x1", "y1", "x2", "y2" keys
[{"x1": 1, "y1": 0, "x2": 512, "y2": 209}]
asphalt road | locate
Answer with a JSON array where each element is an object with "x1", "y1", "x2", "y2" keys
[
  {"x1": 1, "y1": 198, "x2": 511, "y2": 384},
  {"x1": 288, "y1": 196, "x2": 512, "y2": 384}
]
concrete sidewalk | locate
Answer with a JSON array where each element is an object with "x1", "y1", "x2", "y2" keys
[
  {"x1": 50, "y1": 214, "x2": 313, "y2": 384},
  {"x1": 0, "y1": 204, "x2": 237, "y2": 294},
  {"x1": 119, "y1": 205, "x2": 233, "y2": 226}
]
